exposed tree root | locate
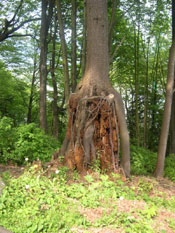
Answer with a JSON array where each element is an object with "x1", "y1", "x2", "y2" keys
[{"x1": 58, "y1": 89, "x2": 121, "y2": 173}]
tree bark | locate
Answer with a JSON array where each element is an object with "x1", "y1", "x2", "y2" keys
[
  {"x1": 56, "y1": 0, "x2": 70, "y2": 103},
  {"x1": 170, "y1": 81, "x2": 175, "y2": 154},
  {"x1": 27, "y1": 50, "x2": 37, "y2": 124},
  {"x1": 154, "y1": 0, "x2": 175, "y2": 177},
  {"x1": 71, "y1": 0, "x2": 77, "y2": 92},
  {"x1": 51, "y1": 12, "x2": 59, "y2": 139},
  {"x1": 57, "y1": 0, "x2": 130, "y2": 177},
  {"x1": 108, "y1": 0, "x2": 118, "y2": 57},
  {"x1": 143, "y1": 40, "x2": 149, "y2": 148},
  {"x1": 39, "y1": 0, "x2": 49, "y2": 133},
  {"x1": 39, "y1": 0, "x2": 54, "y2": 133},
  {"x1": 134, "y1": 26, "x2": 140, "y2": 146},
  {"x1": 154, "y1": 43, "x2": 175, "y2": 177},
  {"x1": 79, "y1": 1, "x2": 87, "y2": 78}
]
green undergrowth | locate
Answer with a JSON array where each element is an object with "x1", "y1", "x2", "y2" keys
[
  {"x1": 131, "y1": 145, "x2": 175, "y2": 181},
  {"x1": 0, "y1": 164, "x2": 175, "y2": 233},
  {"x1": 0, "y1": 117, "x2": 59, "y2": 164}
]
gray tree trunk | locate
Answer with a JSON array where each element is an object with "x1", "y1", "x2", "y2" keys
[{"x1": 154, "y1": 43, "x2": 175, "y2": 177}]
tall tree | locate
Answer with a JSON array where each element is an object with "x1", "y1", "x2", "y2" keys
[
  {"x1": 57, "y1": 0, "x2": 130, "y2": 177},
  {"x1": 50, "y1": 11, "x2": 59, "y2": 139},
  {"x1": 154, "y1": 0, "x2": 175, "y2": 177},
  {"x1": 39, "y1": 0, "x2": 54, "y2": 133},
  {"x1": 0, "y1": 0, "x2": 40, "y2": 42},
  {"x1": 56, "y1": 0, "x2": 70, "y2": 103},
  {"x1": 71, "y1": 0, "x2": 77, "y2": 92}
]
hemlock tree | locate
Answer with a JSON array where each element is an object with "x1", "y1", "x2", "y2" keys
[{"x1": 57, "y1": 0, "x2": 130, "y2": 177}]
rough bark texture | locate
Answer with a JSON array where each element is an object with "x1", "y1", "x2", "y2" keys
[{"x1": 57, "y1": 0, "x2": 130, "y2": 177}]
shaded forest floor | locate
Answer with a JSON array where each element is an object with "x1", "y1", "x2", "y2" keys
[{"x1": 0, "y1": 163, "x2": 175, "y2": 233}]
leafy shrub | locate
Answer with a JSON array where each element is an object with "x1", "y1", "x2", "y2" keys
[
  {"x1": 164, "y1": 154, "x2": 175, "y2": 181},
  {"x1": 12, "y1": 123, "x2": 59, "y2": 164},
  {"x1": 0, "y1": 117, "x2": 17, "y2": 163},
  {"x1": 130, "y1": 145, "x2": 157, "y2": 175},
  {"x1": 0, "y1": 118, "x2": 59, "y2": 164},
  {"x1": 131, "y1": 145, "x2": 175, "y2": 181}
]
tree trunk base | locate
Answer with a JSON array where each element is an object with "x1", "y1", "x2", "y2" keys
[{"x1": 57, "y1": 83, "x2": 121, "y2": 173}]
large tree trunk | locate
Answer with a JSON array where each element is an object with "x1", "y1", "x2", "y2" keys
[{"x1": 58, "y1": 0, "x2": 130, "y2": 177}]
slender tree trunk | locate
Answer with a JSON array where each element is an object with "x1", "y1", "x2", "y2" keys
[
  {"x1": 143, "y1": 41, "x2": 149, "y2": 148},
  {"x1": 57, "y1": 0, "x2": 130, "y2": 177},
  {"x1": 154, "y1": 0, "x2": 175, "y2": 173},
  {"x1": 56, "y1": 0, "x2": 70, "y2": 103},
  {"x1": 27, "y1": 51, "x2": 37, "y2": 124},
  {"x1": 79, "y1": 1, "x2": 87, "y2": 77},
  {"x1": 169, "y1": 0, "x2": 175, "y2": 155},
  {"x1": 39, "y1": 0, "x2": 54, "y2": 133},
  {"x1": 134, "y1": 26, "x2": 140, "y2": 146},
  {"x1": 154, "y1": 43, "x2": 175, "y2": 177},
  {"x1": 40, "y1": 0, "x2": 49, "y2": 133},
  {"x1": 51, "y1": 13, "x2": 59, "y2": 139},
  {"x1": 71, "y1": 0, "x2": 77, "y2": 92},
  {"x1": 108, "y1": 0, "x2": 118, "y2": 56},
  {"x1": 170, "y1": 84, "x2": 175, "y2": 154}
]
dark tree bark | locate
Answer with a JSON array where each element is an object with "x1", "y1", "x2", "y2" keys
[
  {"x1": 51, "y1": 12, "x2": 59, "y2": 139},
  {"x1": 27, "y1": 49, "x2": 37, "y2": 124},
  {"x1": 56, "y1": 0, "x2": 70, "y2": 103},
  {"x1": 154, "y1": 0, "x2": 175, "y2": 177},
  {"x1": 71, "y1": 0, "x2": 77, "y2": 92},
  {"x1": 39, "y1": 0, "x2": 54, "y2": 133},
  {"x1": 57, "y1": 0, "x2": 130, "y2": 177},
  {"x1": 134, "y1": 26, "x2": 140, "y2": 147}
]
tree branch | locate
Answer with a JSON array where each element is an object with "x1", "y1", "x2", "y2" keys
[{"x1": 0, "y1": 18, "x2": 41, "y2": 42}]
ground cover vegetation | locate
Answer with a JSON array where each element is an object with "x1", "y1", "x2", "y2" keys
[
  {"x1": 0, "y1": 162, "x2": 175, "y2": 233},
  {"x1": 0, "y1": 0, "x2": 175, "y2": 232}
]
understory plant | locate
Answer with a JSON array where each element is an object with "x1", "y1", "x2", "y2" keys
[{"x1": 0, "y1": 117, "x2": 59, "y2": 164}]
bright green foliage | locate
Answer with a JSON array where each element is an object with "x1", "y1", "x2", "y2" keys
[
  {"x1": 0, "y1": 166, "x2": 90, "y2": 233},
  {"x1": 12, "y1": 123, "x2": 59, "y2": 164},
  {"x1": 0, "y1": 62, "x2": 28, "y2": 123},
  {"x1": 131, "y1": 145, "x2": 175, "y2": 181},
  {"x1": 131, "y1": 145, "x2": 157, "y2": 175},
  {"x1": 164, "y1": 154, "x2": 175, "y2": 181},
  {"x1": 0, "y1": 117, "x2": 17, "y2": 162},
  {"x1": 0, "y1": 166, "x2": 174, "y2": 233},
  {"x1": 0, "y1": 118, "x2": 59, "y2": 164}
]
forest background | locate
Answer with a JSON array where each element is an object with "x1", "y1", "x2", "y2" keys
[{"x1": 0, "y1": 0, "x2": 175, "y2": 178}]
